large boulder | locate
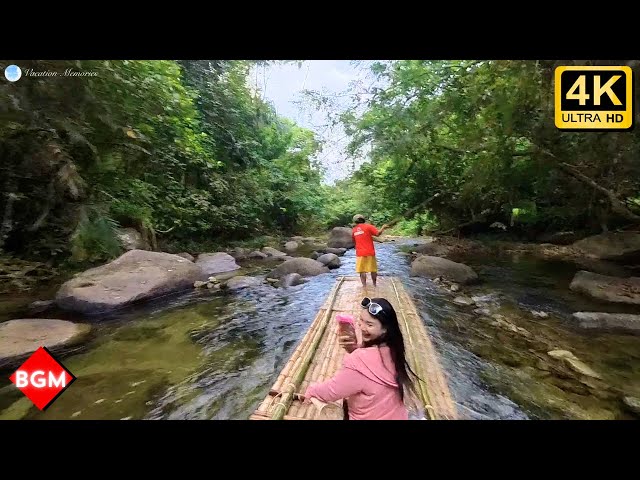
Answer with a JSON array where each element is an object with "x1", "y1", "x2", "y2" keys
[
  {"x1": 572, "y1": 232, "x2": 640, "y2": 262},
  {"x1": 195, "y1": 252, "x2": 241, "y2": 275},
  {"x1": 411, "y1": 255, "x2": 479, "y2": 284},
  {"x1": 0, "y1": 319, "x2": 91, "y2": 369},
  {"x1": 569, "y1": 270, "x2": 640, "y2": 305},
  {"x1": 327, "y1": 227, "x2": 354, "y2": 249},
  {"x1": 571, "y1": 312, "x2": 640, "y2": 335},
  {"x1": 266, "y1": 258, "x2": 329, "y2": 280},
  {"x1": 55, "y1": 250, "x2": 203, "y2": 314}
]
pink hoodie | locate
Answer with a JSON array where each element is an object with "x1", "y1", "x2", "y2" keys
[{"x1": 304, "y1": 345, "x2": 408, "y2": 420}]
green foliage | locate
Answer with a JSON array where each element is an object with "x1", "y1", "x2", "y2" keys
[
  {"x1": 70, "y1": 208, "x2": 122, "y2": 263},
  {"x1": 392, "y1": 212, "x2": 440, "y2": 236},
  {"x1": 510, "y1": 201, "x2": 538, "y2": 225},
  {"x1": 0, "y1": 59, "x2": 326, "y2": 264},
  {"x1": 3, "y1": 58, "x2": 638, "y2": 272},
  {"x1": 338, "y1": 60, "x2": 640, "y2": 237}
]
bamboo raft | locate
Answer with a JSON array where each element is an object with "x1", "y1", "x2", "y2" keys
[{"x1": 250, "y1": 276, "x2": 458, "y2": 420}]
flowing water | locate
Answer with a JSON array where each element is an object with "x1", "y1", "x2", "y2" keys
[{"x1": 1, "y1": 239, "x2": 639, "y2": 420}]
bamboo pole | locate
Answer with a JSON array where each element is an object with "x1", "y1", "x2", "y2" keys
[
  {"x1": 391, "y1": 278, "x2": 458, "y2": 419},
  {"x1": 288, "y1": 401, "x2": 301, "y2": 418},
  {"x1": 400, "y1": 285, "x2": 457, "y2": 420},
  {"x1": 270, "y1": 277, "x2": 345, "y2": 420},
  {"x1": 308, "y1": 321, "x2": 340, "y2": 419},
  {"x1": 303, "y1": 319, "x2": 334, "y2": 401},
  {"x1": 390, "y1": 277, "x2": 435, "y2": 419},
  {"x1": 273, "y1": 306, "x2": 326, "y2": 392},
  {"x1": 299, "y1": 346, "x2": 325, "y2": 418},
  {"x1": 397, "y1": 285, "x2": 442, "y2": 416}
]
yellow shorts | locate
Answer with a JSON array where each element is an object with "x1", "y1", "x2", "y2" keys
[{"x1": 356, "y1": 256, "x2": 377, "y2": 273}]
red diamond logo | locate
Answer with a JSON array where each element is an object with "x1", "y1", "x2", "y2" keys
[{"x1": 9, "y1": 346, "x2": 76, "y2": 411}]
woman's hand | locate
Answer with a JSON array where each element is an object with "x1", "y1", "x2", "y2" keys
[
  {"x1": 302, "y1": 384, "x2": 317, "y2": 404},
  {"x1": 339, "y1": 334, "x2": 358, "y2": 353}
]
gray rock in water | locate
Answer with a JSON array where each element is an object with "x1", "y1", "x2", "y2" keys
[
  {"x1": 0, "y1": 319, "x2": 91, "y2": 369},
  {"x1": 56, "y1": 250, "x2": 203, "y2": 314},
  {"x1": 267, "y1": 258, "x2": 329, "y2": 280},
  {"x1": 453, "y1": 296, "x2": 475, "y2": 306},
  {"x1": 412, "y1": 243, "x2": 454, "y2": 257},
  {"x1": 569, "y1": 270, "x2": 640, "y2": 305},
  {"x1": 411, "y1": 255, "x2": 479, "y2": 284},
  {"x1": 195, "y1": 252, "x2": 241, "y2": 275},
  {"x1": 280, "y1": 273, "x2": 306, "y2": 288},
  {"x1": 573, "y1": 231, "x2": 640, "y2": 261},
  {"x1": 225, "y1": 276, "x2": 263, "y2": 290},
  {"x1": 571, "y1": 312, "x2": 640, "y2": 335},
  {"x1": 547, "y1": 350, "x2": 602, "y2": 379},
  {"x1": 324, "y1": 247, "x2": 347, "y2": 256},
  {"x1": 316, "y1": 253, "x2": 341, "y2": 269},
  {"x1": 327, "y1": 227, "x2": 354, "y2": 249}
]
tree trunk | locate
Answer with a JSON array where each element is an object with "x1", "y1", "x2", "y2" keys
[
  {"x1": 532, "y1": 145, "x2": 640, "y2": 224},
  {"x1": 556, "y1": 161, "x2": 640, "y2": 223}
]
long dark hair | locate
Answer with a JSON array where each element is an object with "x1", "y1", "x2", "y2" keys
[{"x1": 363, "y1": 297, "x2": 420, "y2": 401}]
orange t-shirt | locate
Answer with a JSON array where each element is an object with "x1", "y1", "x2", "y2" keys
[{"x1": 352, "y1": 223, "x2": 379, "y2": 257}]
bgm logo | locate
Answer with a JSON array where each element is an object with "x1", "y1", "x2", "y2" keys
[
  {"x1": 555, "y1": 65, "x2": 634, "y2": 131},
  {"x1": 9, "y1": 346, "x2": 76, "y2": 410}
]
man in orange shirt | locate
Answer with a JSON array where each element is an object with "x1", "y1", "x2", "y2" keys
[{"x1": 352, "y1": 214, "x2": 389, "y2": 288}]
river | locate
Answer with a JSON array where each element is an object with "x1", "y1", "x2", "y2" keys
[{"x1": 1, "y1": 239, "x2": 639, "y2": 420}]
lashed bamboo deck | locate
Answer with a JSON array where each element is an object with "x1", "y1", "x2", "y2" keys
[{"x1": 250, "y1": 276, "x2": 457, "y2": 420}]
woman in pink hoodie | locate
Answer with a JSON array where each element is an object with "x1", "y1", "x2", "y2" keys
[{"x1": 303, "y1": 297, "x2": 420, "y2": 420}]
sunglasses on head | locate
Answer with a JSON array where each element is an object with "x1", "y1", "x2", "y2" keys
[{"x1": 361, "y1": 297, "x2": 384, "y2": 317}]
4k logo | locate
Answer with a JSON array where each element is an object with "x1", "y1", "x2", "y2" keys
[
  {"x1": 555, "y1": 66, "x2": 634, "y2": 131},
  {"x1": 9, "y1": 346, "x2": 76, "y2": 411}
]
